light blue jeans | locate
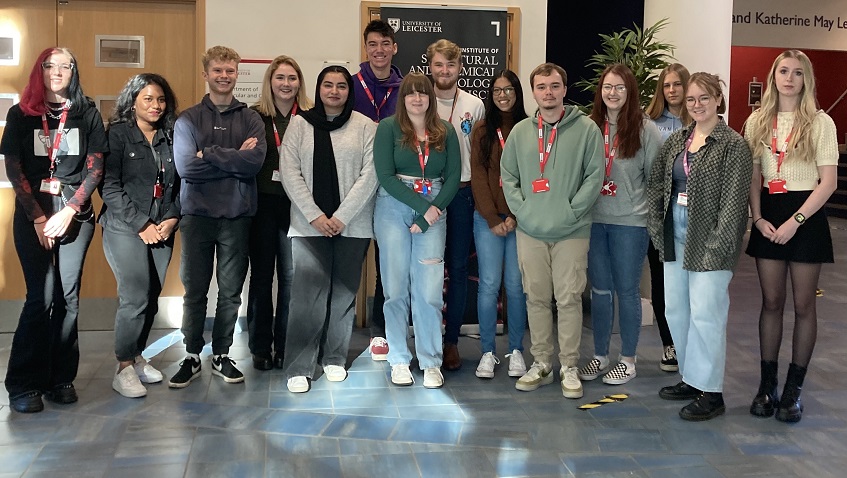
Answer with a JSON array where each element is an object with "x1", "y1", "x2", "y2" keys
[
  {"x1": 374, "y1": 181, "x2": 446, "y2": 370},
  {"x1": 588, "y1": 223, "x2": 648, "y2": 358},
  {"x1": 663, "y1": 201, "x2": 733, "y2": 392},
  {"x1": 473, "y1": 211, "x2": 527, "y2": 354}
]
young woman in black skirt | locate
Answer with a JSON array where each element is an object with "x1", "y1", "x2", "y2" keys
[{"x1": 744, "y1": 50, "x2": 839, "y2": 423}]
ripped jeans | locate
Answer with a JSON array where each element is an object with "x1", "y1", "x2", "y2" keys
[{"x1": 374, "y1": 182, "x2": 447, "y2": 370}]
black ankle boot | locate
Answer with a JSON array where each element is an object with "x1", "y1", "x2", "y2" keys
[
  {"x1": 680, "y1": 392, "x2": 725, "y2": 421},
  {"x1": 776, "y1": 363, "x2": 806, "y2": 423},
  {"x1": 750, "y1": 360, "x2": 779, "y2": 417}
]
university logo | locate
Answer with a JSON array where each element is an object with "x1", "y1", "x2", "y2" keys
[{"x1": 387, "y1": 18, "x2": 400, "y2": 33}]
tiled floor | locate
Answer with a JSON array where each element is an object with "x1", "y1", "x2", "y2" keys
[{"x1": 1, "y1": 219, "x2": 846, "y2": 477}]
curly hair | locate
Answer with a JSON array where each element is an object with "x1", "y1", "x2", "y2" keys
[{"x1": 109, "y1": 73, "x2": 179, "y2": 137}]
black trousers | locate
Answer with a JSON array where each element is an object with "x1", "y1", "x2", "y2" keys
[
  {"x1": 246, "y1": 193, "x2": 293, "y2": 357},
  {"x1": 180, "y1": 215, "x2": 251, "y2": 355},
  {"x1": 371, "y1": 241, "x2": 386, "y2": 338},
  {"x1": 283, "y1": 236, "x2": 369, "y2": 378},
  {"x1": 103, "y1": 229, "x2": 173, "y2": 361},
  {"x1": 6, "y1": 202, "x2": 94, "y2": 397},
  {"x1": 647, "y1": 241, "x2": 673, "y2": 346}
]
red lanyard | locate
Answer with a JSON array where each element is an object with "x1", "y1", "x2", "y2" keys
[
  {"x1": 603, "y1": 121, "x2": 619, "y2": 178},
  {"x1": 40, "y1": 103, "x2": 70, "y2": 175},
  {"x1": 416, "y1": 133, "x2": 429, "y2": 177},
  {"x1": 357, "y1": 72, "x2": 392, "y2": 121},
  {"x1": 537, "y1": 111, "x2": 563, "y2": 176},
  {"x1": 771, "y1": 116, "x2": 795, "y2": 175},
  {"x1": 682, "y1": 130, "x2": 696, "y2": 177},
  {"x1": 271, "y1": 103, "x2": 298, "y2": 148},
  {"x1": 496, "y1": 128, "x2": 505, "y2": 149}
]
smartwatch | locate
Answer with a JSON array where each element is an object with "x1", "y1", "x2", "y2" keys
[{"x1": 793, "y1": 212, "x2": 806, "y2": 225}]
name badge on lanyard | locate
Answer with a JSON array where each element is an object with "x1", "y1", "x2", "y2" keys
[
  {"x1": 39, "y1": 103, "x2": 70, "y2": 196},
  {"x1": 768, "y1": 116, "x2": 793, "y2": 194},
  {"x1": 677, "y1": 130, "x2": 695, "y2": 206},
  {"x1": 413, "y1": 134, "x2": 432, "y2": 195},
  {"x1": 601, "y1": 121, "x2": 618, "y2": 196},
  {"x1": 534, "y1": 111, "x2": 564, "y2": 193}
]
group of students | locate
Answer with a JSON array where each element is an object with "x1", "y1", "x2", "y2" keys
[{"x1": 2, "y1": 19, "x2": 836, "y2": 425}]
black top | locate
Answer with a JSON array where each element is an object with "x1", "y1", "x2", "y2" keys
[{"x1": 99, "y1": 121, "x2": 180, "y2": 234}]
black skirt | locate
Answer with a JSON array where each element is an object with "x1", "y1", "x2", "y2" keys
[{"x1": 746, "y1": 190, "x2": 834, "y2": 263}]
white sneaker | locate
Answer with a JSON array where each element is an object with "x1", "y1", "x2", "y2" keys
[
  {"x1": 515, "y1": 362, "x2": 554, "y2": 391},
  {"x1": 577, "y1": 356, "x2": 610, "y2": 381},
  {"x1": 134, "y1": 356, "x2": 163, "y2": 384},
  {"x1": 391, "y1": 365, "x2": 414, "y2": 386},
  {"x1": 323, "y1": 365, "x2": 347, "y2": 382},
  {"x1": 475, "y1": 352, "x2": 499, "y2": 379},
  {"x1": 423, "y1": 368, "x2": 444, "y2": 389},
  {"x1": 113, "y1": 365, "x2": 147, "y2": 398},
  {"x1": 602, "y1": 360, "x2": 637, "y2": 385},
  {"x1": 287, "y1": 376, "x2": 310, "y2": 393},
  {"x1": 505, "y1": 350, "x2": 527, "y2": 377},
  {"x1": 560, "y1": 366, "x2": 584, "y2": 399}
]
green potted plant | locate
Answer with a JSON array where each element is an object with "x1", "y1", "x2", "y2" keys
[{"x1": 572, "y1": 18, "x2": 675, "y2": 111}]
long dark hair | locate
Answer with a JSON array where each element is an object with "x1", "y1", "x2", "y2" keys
[
  {"x1": 589, "y1": 64, "x2": 643, "y2": 159},
  {"x1": 110, "y1": 73, "x2": 179, "y2": 136},
  {"x1": 20, "y1": 47, "x2": 86, "y2": 116},
  {"x1": 480, "y1": 70, "x2": 527, "y2": 169}
]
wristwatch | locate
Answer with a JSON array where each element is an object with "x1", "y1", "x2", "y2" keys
[{"x1": 793, "y1": 212, "x2": 806, "y2": 225}]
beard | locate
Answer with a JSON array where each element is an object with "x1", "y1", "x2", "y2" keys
[{"x1": 434, "y1": 75, "x2": 458, "y2": 91}]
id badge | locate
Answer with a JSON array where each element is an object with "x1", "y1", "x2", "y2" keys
[
  {"x1": 271, "y1": 169, "x2": 281, "y2": 182},
  {"x1": 531, "y1": 178, "x2": 550, "y2": 193},
  {"x1": 153, "y1": 183, "x2": 164, "y2": 198},
  {"x1": 676, "y1": 192, "x2": 688, "y2": 206},
  {"x1": 413, "y1": 179, "x2": 432, "y2": 196},
  {"x1": 40, "y1": 178, "x2": 62, "y2": 195},
  {"x1": 767, "y1": 179, "x2": 787, "y2": 194},
  {"x1": 601, "y1": 179, "x2": 617, "y2": 196}
]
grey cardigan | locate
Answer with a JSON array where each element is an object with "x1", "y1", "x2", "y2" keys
[
  {"x1": 647, "y1": 119, "x2": 752, "y2": 272},
  {"x1": 280, "y1": 112, "x2": 378, "y2": 238}
]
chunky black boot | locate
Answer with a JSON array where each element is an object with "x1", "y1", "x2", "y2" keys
[
  {"x1": 659, "y1": 381, "x2": 701, "y2": 400},
  {"x1": 776, "y1": 363, "x2": 806, "y2": 423},
  {"x1": 679, "y1": 392, "x2": 726, "y2": 421},
  {"x1": 750, "y1": 360, "x2": 779, "y2": 417}
]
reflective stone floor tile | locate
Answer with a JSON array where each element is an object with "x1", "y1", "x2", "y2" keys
[
  {"x1": 414, "y1": 449, "x2": 497, "y2": 477},
  {"x1": 528, "y1": 423, "x2": 600, "y2": 453},
  {"x1": 397, "y1": 404, "x2": 466, "y2": 422},
  {"x1": 561, "y1": 455, "x2": 642, "y2": 476},
  {"x1": 484, "y1": 449, "x2": 572, "y2": 478},
  {"x1": 390, "y1": 386, "x2": 461, "y2": 407},
  {"x1": 265, "y1": 434, "x2": 340, "y2": 458},
  {"x1": 330, "y1": 387, "x2": 397, "y2": 410},
  {"x1": 337, "y1": 438, "x2": 411, "y2": 456},
  {"x1": 311, "y1": 369, "x2": 388, "y2": 391},
  {"x1": 110, "y1": 434, "x2": 191, "y2": 468},
  {"x1": 130, "y1": 398, "x2": 216, "y2": 425},
  {"x1": 633, "y1": 454, "x2": 709, "y2": 469},
  {"x1": 594, "y1": 428, "x2": 668, "y2": 453},
  {"x1": 183, "y1": 460, "x2": 265, "y2": 478},
  {"x1": 265, "y1": 456, "x2": 342, "y2": 478},
  {"x1": 103, "y1": 463, "x2": 187, "y2": 478},
  {"x1": 647, "y1": 466, "x2": 725, "y2": 478},
  {"x1": 268, "y1": 389, "x2": 333, "y2": 411},
  {"x1": 194, "y1": 403, "x2": 274, "y2": 430},
  {"x1": 256, "y1": 410, "x2": 333, "y2": 436},
  {"x1": 660, "y1": 428, "x2": 739, "y2": 454},
  {"x1": 23, "y1": 469, "x2": 106, "y2": 478},
  {"x1": 458, "y1": 423, "x2": 531, "y2": 450},
  {"x1": 48, "y1": 414, "x2": 128, "y2": 443},
  {"x1": 188, "y1": 429, "x2": 265, "y2": 463},
  {"x1": 321, "y1": 414, "x2": 397, "y2": 440},
  {"x1": 337, "y1": 452, "x2": 422, "y2": 478},
  {"x1": 0, "y1": 443, "x2": 41, "y2": 474},
  {"x1": 28, "y1": 441, "x2": 118, "y2": 472},
  {"x1": 389, "y1": 418, "x2": 462, "y2": 445},
  {"x1": 323, "y1": 406, "x2": 399, "y2": 418}
]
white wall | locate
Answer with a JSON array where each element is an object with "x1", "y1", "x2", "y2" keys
[
  {"x1": 205, "y1": 0, "x2": 547, "y2": 110},
  {"x1": 645, "y1": 0, "x2": 735, "y2": 117}
]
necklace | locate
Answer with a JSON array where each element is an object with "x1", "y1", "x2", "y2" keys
[{"x1": 44, "y1": 101, "x2": 66, "y2": 120}]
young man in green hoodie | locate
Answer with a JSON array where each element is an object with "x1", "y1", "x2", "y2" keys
[{"x1": 500, "y1": 63, "x2": 604, "y2": 399}]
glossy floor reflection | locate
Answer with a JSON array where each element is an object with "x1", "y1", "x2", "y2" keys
[{"x1": 1, "y1": 219, "x2": 847, "y2": 477}]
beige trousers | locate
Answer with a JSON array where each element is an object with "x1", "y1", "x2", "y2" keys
[{"x1": 516, "y1": 230, "x2": 589, "y2": 368}]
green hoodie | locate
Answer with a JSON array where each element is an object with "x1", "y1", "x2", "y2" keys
[{"x1": 500, "y1": 106, "x2": 604, "y2": 242}]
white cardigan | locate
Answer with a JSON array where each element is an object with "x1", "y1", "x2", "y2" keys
[{"x1": 279, "y1": 112, "x2": 378, "y2": 238}]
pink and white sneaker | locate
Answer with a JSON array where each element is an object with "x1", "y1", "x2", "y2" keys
[{"x1": 369, "y1": 337, "x2": 389, "y2": 361}]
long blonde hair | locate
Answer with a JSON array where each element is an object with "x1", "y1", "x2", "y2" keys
[
  {"x1": 744, "y1": 50, "x2": 818, "y2": 163},
  {"x1": 395, "y1": 73, "x2": 447, "y2": 152},
  {"x1": 254, "y1": 55, "x2": 313, "y2": 116}
]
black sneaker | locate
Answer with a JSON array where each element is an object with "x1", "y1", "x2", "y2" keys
[
  {"x1": 660, "y1": 345, "x2": 679, "y2": 372},
  {"x1": 679, "y1": 392, "x2": 726, "y2": 421},
  {"x1": 168, "y1": 356, "x2": 202, "y2": 388},
  {"x1": 212, "y1": 355, "x2": 244, "y2": 383},
  {"x1": 44, "y1": 383, "x2": 78, "y2": 404},
  {"x1": 10, "y1": 390, "x2": 44, "y2": 413}
]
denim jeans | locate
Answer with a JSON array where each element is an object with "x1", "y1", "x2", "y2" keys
[
  {"x1": 179, "y1": 215, "x2": 251, "y2": 355},
  {"x1": 283, "y1": 236, "x2": 369, "y2": 379},
  {"x1": 588, "y1": 223, "x2": 648, "y2": 358},
  {"x1": 663, "y1": 201, "x2": 732, "y2": 392},
  {"x1": 444, "y1": 186, "x2": 474, "y2": 344},
  {"x1": 103, "y1": 229, "x2": 173, "y2": 361},
  {"x1": 6, "y1": 201, "x2": 94, "y2": 397},
  {"x1": 246, "y1": 193, "x2": 293, "y2": 358},
  {"x1": 374, "y1": 181, "x2": 446, "y2": 370},
  {"x1": 473, "y1": 211, "x2": 526, "y2": 354}
]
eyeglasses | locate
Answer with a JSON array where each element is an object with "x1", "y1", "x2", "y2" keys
[
  {"x1": 42, "y1": 62, "x2": 74, "y2": 72},
  {"x1": 685, "y1": 95, "x2": 713, "y2": 106},
  {"x1": 492, "y1": 87, "x2": 515, "y2": 96},
  {"x1": 601, "y1": 84, "x2": 626, "y2": 93}
]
